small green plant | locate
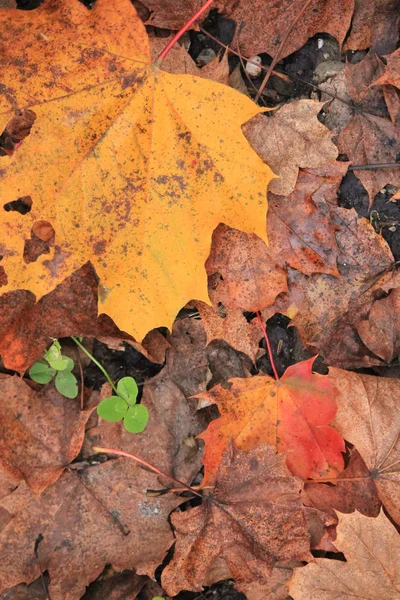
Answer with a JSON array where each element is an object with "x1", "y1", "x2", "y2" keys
[
  {"x1": 29, "y1": 337, "x2": 149, "y2": 434},
  {"x1": 97, "y1": 376, "x2": 149, "y2": 433},
  {"x1": 29, "y1": 339, "x2": 78, "y2": 399}
]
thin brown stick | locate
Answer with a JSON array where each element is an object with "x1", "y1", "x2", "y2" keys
[
  {"x1": 349, "y1": 162, "x2": 400, "y2": 171},
  {"x1": 237, "y1": 24, "x2": 268, "y2": 107},
  {"x1": 306, "y1": 476, "x2": 370, "y2": 483},
  {"x1": 255, "y1": 0, "x2": 315, "y2": 103}
]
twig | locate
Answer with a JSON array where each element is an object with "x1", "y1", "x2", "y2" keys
[
  {"x1": 93, "y1": 446, "x2": 204, "y2": 498},
  {"x1": 236, "y1": 24, "x2": 268, "y2": 107},
  {"x1": 255, "y1": 0, "x2": 315, "y2": 103},
  {"x1": 349, "y1": 162, "x2": 400, "y2": 171},
  {"x1": 157, "y1": 0, "x2": 214, "y2": 62},
  {"x1": 256, "y1": 312, "x2": 279, "y2": 380}
]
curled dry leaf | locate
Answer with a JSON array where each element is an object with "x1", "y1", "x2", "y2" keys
[
  {"x1": 330, "y1": 368, "x2": 400, "y2": 524},
  {"x1": 0, "y1": 460, "x2": 180, "y2": 600},
  {"x1": 373, "y1": 47, "x2": 400, "y2": 125},
  {"x1": 243, "y1": 100, "x2": 338, "y2": 197},
  {"x1": 162, "y1": 444, "x2": 311, "y2": 596},
  {"x1": 289, "y1": 510, "x2": 400, "y2": 600},
  {"x1": 206, "y1": 224, "x2": 287, "y2": 313},
  {"x1": 0, "y1": 0, "x2": 273, "y2": 342},
  {"x1": 196, "y1": 301, "x2": 263, "y2": 363},
  {"x1": 144, "y1": 0, "x2": 354, "y2": 59},
  {"x1": 267, "y1": 164, "x2": 348, "y2": 277},
  {"x1": 344, "y1": 0, "x2": 400, "y2": 54},
  {"x1": 0, "y1": 375, "x2": 92, "y2": 494},
  {"x1": 197, "y1": 357, "x2": 344, "y2": 485}
]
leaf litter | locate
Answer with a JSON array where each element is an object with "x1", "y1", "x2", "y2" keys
[{"x1": 0, "y1": 0, "x2": 400, "y2": 599}]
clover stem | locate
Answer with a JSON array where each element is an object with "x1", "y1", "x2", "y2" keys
[
  {"x1": 71, "y1": 336, "x2": 119, "y2": 396},
  {"x1": 157, "y1": 0, "x2": 214, "y2": 62},
  {"x1": 93, "y1": 446, "x2": 203, "y2": 498},
  {"x1": 256, "y1": 311, "x2": 279, "y2": 381}
]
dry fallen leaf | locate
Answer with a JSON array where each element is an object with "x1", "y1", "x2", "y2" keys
[
  {"x1": 0, "y1": 460, "x2": 180, "y2": 600},
  {"x1": 289, "y1": 510, "x2": 400, "y2": 599},
  {"x1": 243, "y1": 100, "x2": 338, "y2": 197},
  {"x1": 197, "y1": 357, "x2": 344, "y2": 485},
  {"x1": 303, "y1": 449, "x2": 381, "y2": 518},
  {"x1": 0, "y1": 0, "x2": 274, "y2": 343},
  {"x1": 162, "y1": 444, "x2": 311, "y2": 596},
  {"x1": 196, "y1": 301, "x2": 263, "y2": 363},
  {"x1": 206, "y1": 224, "x2": 287, "y2": 313},
  {"x1": 329, "y1": 368, "x2": 400, "y2": 524},
  {"x1": 344, "y1": 0, "x2": 400, "y2": 54},
  {"x1": 373, "y1": 47, "x2": 400, "y2": 125},
  {"x1": 0, "y1": 375, "x2": 92, "y2": 494},
  {"x1": 335, "y1": 51, "x2": 400, "y2": 204},
  {"x1": 355, "y1": 286, "x2": 400, "y2": 362},
  {"x1": 267, "y1": 164, "x2": 348, "y2": 277},
  {"x1": 143, "y1": 0, "x2": 354, "y2": 59},
  {"x1": 290, "y1": 207, "x2": 396, "y2": 368},
  {"x1": 149, "y1": 34, "x2": 229, "y2": 84}
]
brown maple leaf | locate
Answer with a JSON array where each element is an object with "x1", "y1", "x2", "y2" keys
[
  {"x1": 267, "y1": 164, "x2": 348, "y2": 277},
  {"x1": 0, "y1": 375, "x2": 92, "y2": 494},
  {"x1": 329, "y1": 368, "x2": 400, "y2": 525},
  {"x1": 162, "y1": 444, "x2": 311, "y2": 596},
  {"x1": 344, "y1": 0, "x2": 399, "y2": 54},
  {"x1": 0, "y1": 460, "x2": 180, "y2": 599},
  {"x1": 330, "y1": 51, "x2": 400, "y2": 204},
  {"x1": 289, "y1": 510, "x2": 400, "y2": 599},
  {"x1": 144, "y1": 0, "x2": 354, "y2": 59},
  {"x1": 243, "y1": 100, "x2": 338, "y2": 197},
  {"x1": 205, "y1": 224, "x2": 287, "y2": 313}
]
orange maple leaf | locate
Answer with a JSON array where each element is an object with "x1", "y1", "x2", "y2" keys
[
  {"x1": 197, "y1": 357, "x2": 345, "y2": 484},
  {"x1": 0, "y1": 0, "x2": 274, "y2": 342}
]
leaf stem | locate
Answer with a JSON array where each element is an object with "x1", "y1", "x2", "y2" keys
[
  {"x1": 71, "y1": 336, "x2": 119, "y2": 396},
  {"x1": 93, "y1": 446, "x2": 203, "y2": 498},
  {"x1": 157, "y1": 0, "x2": 214, "y2": 62},
  {"x1": 256, "y1": 311, "x2": 279, "y2": 380}
]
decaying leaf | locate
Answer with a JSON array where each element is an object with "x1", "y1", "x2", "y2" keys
[
  {"x1": 143, "y1": 0, "x2": 354, "y2": 59},
  {"x1": 0, "y1": 460, "x2": 180, "y2": 600},
  {"x1": 355, "y1": 286, "x2": 400, "y2": 362},
  {"x1": 197, "y1": 357, "x2": 344, "y2": 485},
  {"x1": 0, "y1": 375, "x2": 92, "y2": 494},
  {"x1": 344, "y1": 0, "x2": 400, "y2": 54},
  {"x1": 162, "y1": 444, "x2": 311, "y2": 596},
  {"x1": 330, "y1": 368, "x2": 400, "y2": 524},
  {"x1": 267, "y1": 164, "x2": 347, "y2": 277},
  {"x1": 334, "y1": 51, "x2": 400, "y2": 204},
  {"x1": 0, "y1": 0, "x2": 274, "y2": 343},
  {"x1": 243, "y1": 100, "x2": 338, "y2": 197},
  {"x1": 196, "y1": 301, "x2": 263, "y2": 363},
  {"x1": 206, "y1": 224, "x2": 287, "y2": 313},
  {"x1": 290, "y1": 207, "x2": 396, "y2": 368},
  {"x1": 373, "y1": 47, "x2": 400, "y2": 125},
  {"x1": 289, "y1": 510, "x2": 400, "y2": 599},
  {"x1": 85, "y1": 375, "x2": 205, "y2": 484},
  {"x1": 303, "y1": 449, "x2": 381, "y2": 518}
]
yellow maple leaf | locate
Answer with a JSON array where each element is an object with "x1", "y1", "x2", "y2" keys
[{"x1": 0, "y1": 0, "x2": 274, "y2": 340}]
